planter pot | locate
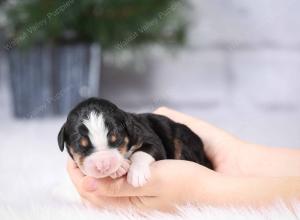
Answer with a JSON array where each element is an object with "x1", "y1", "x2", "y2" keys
[{"x1": 7, "y1": 43, "x2": 101, "y2": 118}]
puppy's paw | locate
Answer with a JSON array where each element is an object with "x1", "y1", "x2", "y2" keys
[
  {"x1": 110, "y1": 159, "x2": 130, "y2": 179},
  {"x1": 127, "y1": 165, "x2": 151, "y2": 187}
]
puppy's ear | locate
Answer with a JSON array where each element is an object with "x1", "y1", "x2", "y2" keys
[
  {"x1": 58, "y1": 123, "x2": 66, "y2": 152},
  {"x1": 123, "y1": 114, "x2": 142, "y2": 141}
]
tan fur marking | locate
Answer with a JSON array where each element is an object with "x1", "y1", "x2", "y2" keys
[
  {"x1": 174, "y1": 139, "x2": 182, "y2": 159},
  {"x1": 70, "y1": 147, "x2": 84, "y2": 167},
  {"x1": 110, "y1": 134, "x2": 117, "y2": 143},
  {"x1": 80, "y1": 137, "x2": 89, "y2": 147},
  {"x1": 131, "y1": 142, "x2": 143, "y2": 151},
  {"x1": 118, "y1": 136, "x2": 129, "y2": 156}
]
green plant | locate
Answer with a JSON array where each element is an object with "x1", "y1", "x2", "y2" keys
[{"x1": 4, "y1": 0, "x2": 188, "y2": 50}]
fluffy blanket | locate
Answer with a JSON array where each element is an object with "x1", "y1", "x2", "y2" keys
[{"x1": 1, "y1": 118, "x2": 300, "y2": 219}]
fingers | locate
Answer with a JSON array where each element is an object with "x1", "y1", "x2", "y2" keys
[
  {"x1": 67, "y1": 159, "x2": 85, "y2": 191},
  {"x1": 154, "y1": 107, "x2": 184, "y2": 121},
  {"x1": 66, "y1": 158, "x2": 155, "y2": 198},
  {"x1": 81, "y1": 160, "x2": 202, "y2": 198},
  {"x1": 79, "y1": 175, "x2": 157, "y2": 211},
  {"x1": 67, "y1": 159, "x2": 136, "y2": 209},
  {"x1": 82, "y1": 192, "x2": 133, "y2": 209},
  {"x1": 153, "y1": 107, "x2": 241, "y2": 156},
  {"x1": 67, "y1": 159, "x2": 210, "y2": 212},
  {"x1": 154, "y1": 107, "x2": 197, "y2": 128},
  {"x1": 81, "y1": 174, "x2": 158, "y2": 198}
]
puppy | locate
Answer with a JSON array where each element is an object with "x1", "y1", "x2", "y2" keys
[{"x1": 58, "y1": 98, "x2": 213, "y2": 187}]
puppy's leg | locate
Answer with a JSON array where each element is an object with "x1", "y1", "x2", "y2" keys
[
  {"x1": 127, "y1": 151, "x2": 155, "y2": 187},
  {"x1": 127, "y1": 143, "x2": 165, "y2": 187}
]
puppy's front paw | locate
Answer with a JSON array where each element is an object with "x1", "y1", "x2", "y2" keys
[
  {"x1": 110, "y1": 159, "x2": 130, "y2": 179},
  {"x1": 127, "y1": 165, "x2": 151, "y2": 187}
]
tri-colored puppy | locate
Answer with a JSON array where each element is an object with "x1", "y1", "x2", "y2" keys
[{"x1": 58, "y1": 98, "x2": 213, "y2": 187}]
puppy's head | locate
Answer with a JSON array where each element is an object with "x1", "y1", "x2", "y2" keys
[{"x1": 58, "y1": 98, "x2": 131, "y2": 178}]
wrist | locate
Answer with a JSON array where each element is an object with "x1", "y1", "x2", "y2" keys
[
  {"x1": 197, "y1": 173, "x2": 300, "y2": 208},
  {"x1": 189, "y1": 166, "x2": 225, "y2": 205},
  {"x1": 237, "y1": 142, "x2": 266, "y2": 176},
  {"x1": 239, "y1": 143, "x2": 300, "y2": 176}
]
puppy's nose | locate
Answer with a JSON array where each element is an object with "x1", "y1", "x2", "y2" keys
[
  {"x1": 83, "y1": 150, "x2": 122, "y2": 178},
  {"x1": 96, "y1": 159, "x2": 110, "y2": 172}
]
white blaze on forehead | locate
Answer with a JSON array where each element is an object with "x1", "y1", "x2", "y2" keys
[{"x1": 82, "y1": 111, "x2": 108, "y2": 150}]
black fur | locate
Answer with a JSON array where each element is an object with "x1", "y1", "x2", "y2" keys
[{"x1": 58, "y1": 98, "x2": 213, "y2": 169}]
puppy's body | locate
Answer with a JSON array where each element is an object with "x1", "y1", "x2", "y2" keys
[
  {"x1": 126, "y1": 113, "x2": 212, "y2": 167},
  {"x1": 58, "y1": 98, "x2": 212, "y2": 187}
]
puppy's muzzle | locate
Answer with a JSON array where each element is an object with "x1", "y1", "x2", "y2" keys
[{"x1": 82, "y1": 150, "x2": 122, "y2": 178}]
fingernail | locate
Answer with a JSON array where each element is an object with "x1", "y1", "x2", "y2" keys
[{"x1": 85, "y1": 179, "x2": 98, "y2": 191}]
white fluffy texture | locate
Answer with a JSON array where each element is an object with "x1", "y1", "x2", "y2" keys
[
  {"x1": 83, "y1": 111, "x2": 108, "y2": 151},
  {"x1": 1, "y1": 80, "x2": 300, "y2": 219},
  {"x1": 1, "y1": 119, "x2": 299, "y2": 220}
]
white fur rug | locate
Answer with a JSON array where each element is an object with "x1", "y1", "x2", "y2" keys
[
  {"x1": 1, "y1": 197, "x2": 300, "y2": 220},
  {"x1": 1, "y1": 118, "x2": 299, "y2": 219}
]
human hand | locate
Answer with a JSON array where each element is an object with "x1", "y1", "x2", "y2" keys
[
  {"x1": 66, "y1": 106, "x2": 253, "y2": 212},
  {"x1": 67, "y1": 107, "x2": 300, "y2": 212},
  {"x1": 154, "y1": 107, "x2": 300, "y2": 177},
  {"x1": 153, "y1": 107, "x2": 247, "y2": 176},
  {"x1": 68, "y1": 158, "x2": 300, "y2": 213},
  {"x1": 67, "y1": 159, "x2": 219, "y2": 212}
]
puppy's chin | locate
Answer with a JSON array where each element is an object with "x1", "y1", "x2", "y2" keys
[
  {"x1": 80, "y1": 168, "x2": 113, "y2": 179},
  {"x1": 79, "y1": 150, "x2": 123, "y2": 178}
]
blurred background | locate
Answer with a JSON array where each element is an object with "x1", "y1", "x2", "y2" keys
[
  {"x1": 1, "y1": 0, "x2": 300, "y2": 210},
  {"x1": 1, "y1": 0, "x2": 300, "y2": 167}
]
